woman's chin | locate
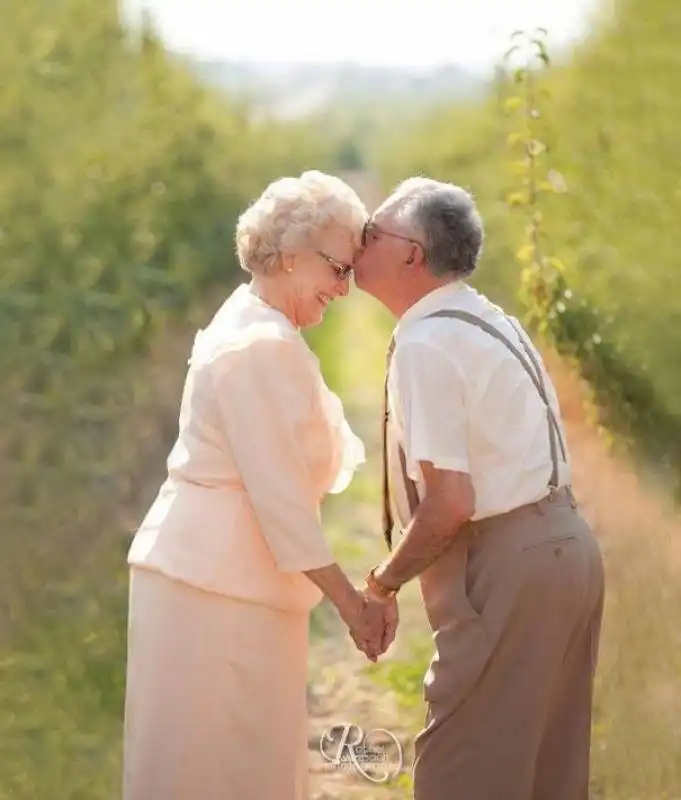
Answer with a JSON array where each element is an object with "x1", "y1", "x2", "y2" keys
[
  {"x1": 301, "y1": 300, "x2": 330, "y2": 328},
  {"x1": 303, "y1": 311, "x2": 325, "y2": 328}
]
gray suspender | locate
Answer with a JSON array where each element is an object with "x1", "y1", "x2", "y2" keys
[{"x1": 422, "y1": 309, "x2": 569, "y2": 495}]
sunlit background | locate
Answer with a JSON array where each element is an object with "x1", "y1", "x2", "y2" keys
[
  {"x1": 122, "y1": 0, "x2": 599, "y2": 69},
  {"x1": 2, "y1": 0, "x2": 681, "y2": 797}
]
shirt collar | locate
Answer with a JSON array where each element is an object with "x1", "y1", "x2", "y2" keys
[
  {"x1": 210, "y1": 281, "x2": 300, "y2": 336},
  {"x1": 243, "y1": 281, "x2": 299, "y2": 332},
  {"x1": 394, "y1": 280, "x2": 469, "y2": 338}
]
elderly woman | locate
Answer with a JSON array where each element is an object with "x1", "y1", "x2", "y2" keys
[{"x1": 123, "y1": 171, "x2": 385, "y2": 799}]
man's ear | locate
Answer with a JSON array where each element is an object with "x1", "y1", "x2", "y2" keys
[
  {"x1": 406, "y1": 244, "x2": 418, "y2": 265},
  {"x1": 411, "y1": 244, "x2": 428, "y2": 271}
]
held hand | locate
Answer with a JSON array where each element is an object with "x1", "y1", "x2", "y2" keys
[
  {"x1": 346, "y1": 594, "x2": 388, "y2": 662},
  {"x1": 361, "y1": 587, "x2": 399, "y2": 654},
  {"x1": 379, "y1": 594, "x2": 399, "y2": 653}
]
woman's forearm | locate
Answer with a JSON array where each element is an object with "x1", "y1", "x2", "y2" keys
[
  {"x1": 306, "y1": 562, "x2": 388, "y2": 662},
  {"x1": 304, "y1": 563, "x2": 363, "y2": 623}
]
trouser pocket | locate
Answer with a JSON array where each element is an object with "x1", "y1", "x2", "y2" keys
[{"x1": 519, "y1": 533, "x2": 577, "y2": 553}]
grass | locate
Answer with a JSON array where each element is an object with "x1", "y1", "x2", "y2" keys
[{"x1": 0, "y1": 542, "x2": 127, "y2": 800}]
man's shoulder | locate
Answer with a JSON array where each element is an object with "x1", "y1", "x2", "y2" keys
[
  {"x1": 453, "y1": 285, "x2": 510, "y2": 321},
  {"x1": 397, "y1": 290, "x2": 507, "y2": 344},
  {"x1": 396, "y1": 292, "x2": 535, "y2": 382}
]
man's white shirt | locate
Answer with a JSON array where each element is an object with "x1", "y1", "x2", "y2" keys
[{"x1": 387, "y1": 280, "x2": 572, "y2": 525}]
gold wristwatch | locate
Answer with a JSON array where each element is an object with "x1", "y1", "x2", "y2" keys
[{"x1": 366, "y1": 567, "x2": 400, "y2": 599}]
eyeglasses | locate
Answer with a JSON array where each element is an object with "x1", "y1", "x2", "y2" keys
[
  {"x1": 361, "y1": 220, "x2": 425, "y2": 250},
  {"x1": 316, "y1": 250, "x2": 353, "y2": 279}
]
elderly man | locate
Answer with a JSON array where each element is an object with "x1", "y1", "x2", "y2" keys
[{"x1": 355, "y1": 177, "x2": 605, "y2": 800}]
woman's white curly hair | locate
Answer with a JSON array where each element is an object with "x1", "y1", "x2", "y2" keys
[{"x1": 235, "y1": 170, "x2": 368, "y2": 275}]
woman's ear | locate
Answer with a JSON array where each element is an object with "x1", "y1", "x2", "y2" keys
[{"x1": 281, "y1": 252, "x2": 295, "y2": 274}]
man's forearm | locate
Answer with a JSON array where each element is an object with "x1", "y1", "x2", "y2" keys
[{"x1": 374, "y1": 497, "x2": 463, "y2": 590}]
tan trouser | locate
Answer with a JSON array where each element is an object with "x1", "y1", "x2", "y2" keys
[{"x1": 412, "y1": 489, "x2": 605, "y2": 800}]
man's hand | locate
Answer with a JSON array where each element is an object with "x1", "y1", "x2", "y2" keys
[
  {"x1": 362, "y1": 584, "x2": 399, "y2": 654},
  {"x1": 381, "y1": 594, "x2": 399, "y2": 652},
  {"x1": 346, "y1": 593, "x2": 388, "y2": 662}
]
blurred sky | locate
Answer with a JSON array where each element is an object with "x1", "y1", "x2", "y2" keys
[{"x1": 121, "y1": 0, "x2": 603, "y2": 73}]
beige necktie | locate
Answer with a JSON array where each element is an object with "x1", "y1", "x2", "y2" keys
[
  {"x1": 381, "y1": 337, "x2": 422, "y2": 551},
  {"x1": 381, "y1": 337, "x2": 396, "y2": 550}
]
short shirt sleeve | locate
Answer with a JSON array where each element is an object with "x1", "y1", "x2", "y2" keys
[
  {"x1": 210, "y1": 334, "x2": 336, "y2": 573},
  {"x1": 391, "y1": 339, "x2": 470, "y2": 480}
]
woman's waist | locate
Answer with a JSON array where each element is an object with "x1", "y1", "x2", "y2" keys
[
  {"x1": 132, "y1": 480, "x2": 323, "y2": 576},
  {"x1": 128, "y1": 516, "x2": 322, "y2": 614},
  {"x1": 135, "y1": 478, "x2": 257, "y2": 535},
  {"x1": 128, "y1": 553, "x2": 322, "y2": 615},
  {"x1": 166, "y1": 465, "x2": 246, "y2": 491}
]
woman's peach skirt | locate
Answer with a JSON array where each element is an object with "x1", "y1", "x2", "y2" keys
[{"x1": 123, "y1": 566, "x2": 310, "y2": 799}]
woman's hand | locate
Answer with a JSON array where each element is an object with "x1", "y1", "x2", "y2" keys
[
  {"x1": 302, "y1": 563, "x2": 390, "y2": 660},
  {"x1": 344, "y1": 592, "x2": 388, "y2": 662},
  {"x1": 359, "y1": 589, "x2": 399, "y2": 655}
]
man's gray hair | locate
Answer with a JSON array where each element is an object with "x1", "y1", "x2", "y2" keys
[{"x1": 383, "y1": 177, "x2": 484, "y2": 278}]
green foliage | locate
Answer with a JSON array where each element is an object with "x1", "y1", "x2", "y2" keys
[
  {"x1": 503, "y1": 27, "x2": 681, "y2": 494},
  {"x1": 367, "y1": 639, "x2": 431, "y2": 713},
  {"x1": 336, "y1": 138, "x2": 365, "y2": 171},
  {"x1": 0, "y1": 543, "x2": 128, "y2": 799}
]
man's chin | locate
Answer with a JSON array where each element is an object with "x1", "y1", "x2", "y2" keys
[
  {"x1": 353, "y1": 273, "x2": 378, "y2": 299},
  {"x1": 352, "y1": 272, "x2": 367, "y2": 291}
]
